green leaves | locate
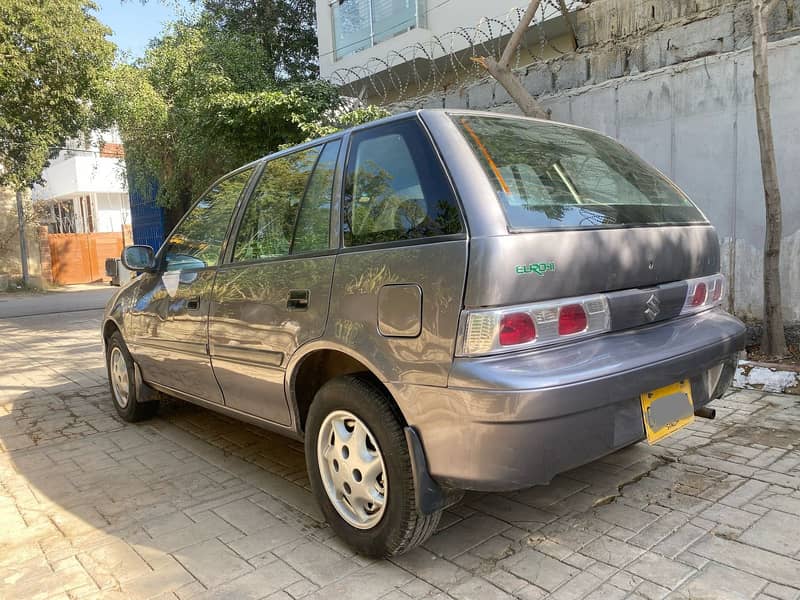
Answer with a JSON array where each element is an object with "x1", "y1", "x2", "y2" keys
[
  {"x1": 104, "y1": 16, "x2": 388, "y2": 215},
  {"x1": 0, "y1": 0, "x2": 114, "y2": 188}
]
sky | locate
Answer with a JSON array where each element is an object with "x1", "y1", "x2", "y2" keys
[{"x1": 91, "y1": 0, "x2": 199, "y2": 59}]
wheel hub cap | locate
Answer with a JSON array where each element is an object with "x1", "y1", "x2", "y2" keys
[
  {"x1": 110, "y1": 347, "x2": 130, "y2": 409},
  {"x1": 317, "y1": 410, "x2": 387, "y2": 529}
]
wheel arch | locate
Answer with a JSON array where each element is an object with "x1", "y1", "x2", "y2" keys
[
  {"x1": 102, "y1": 318, "x2": 122, "y2": 346},
  {"x1": 286, "y1": 343, "x2": 405, "y2": 435}
]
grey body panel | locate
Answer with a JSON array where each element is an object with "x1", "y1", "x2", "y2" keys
[
  {"x1": 325, "y1": 240, "x2": 467, "y2": 387},
  {"x1": 418, "y1": 111, "x2": 507, "y2": 239},
  {"x1": 128, "y1": 269, "x2": 223, "y2": 404},
  {"x1": 396, "y1": 309, "x2": 745, "y2": 490},
  {"x1": 463, "y1": 226, "x2": 719, "y2": 308},
  {"x1": 208, "y1": 255, "x2": 336, "y2": 425}
]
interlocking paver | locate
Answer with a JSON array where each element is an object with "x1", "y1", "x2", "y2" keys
[
  {"x1": 692, "y1": 535, "x2": 800, "y2": 588},
  {"x1": 739, "y1": 510, "x2": 800, "y2": 556},
  {"x1": 676, "y1": 562, "x2": 767, "y2": 600},
  {"x1": 2, "y1": 308, "x2": 800, "y2": 599},
  {"x1": 624, "y1": 551, "x2": 695, "y2": 588},
  {"x1": 499, "y1": 548, "x2": 579, "y2": 592},
  {"x1": 580, "y1": 534, "x2": 644, "y2": 568}
]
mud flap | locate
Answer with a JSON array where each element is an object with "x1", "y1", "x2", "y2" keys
[
  {"x1": 404, "y1": 426, "x2": 446, "y2": 515},
  {"x1": 134, "y1": 363, "x2": 166, "y2": 403}
]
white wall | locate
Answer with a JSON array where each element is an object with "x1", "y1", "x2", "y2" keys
[
  {"x1": 32, "y1": 154, "x2": 127, "y2": 201},
  {"x1": 94, "y1": 193, "x2": 131, "y2": 234},
  {"x1": 317, "y1": 0, "x2": 562, "y2": 81}
]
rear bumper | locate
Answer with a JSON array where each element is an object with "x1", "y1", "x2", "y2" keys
[{"x1": 394, "y1": 309, "x2": 745, "y2": 491}]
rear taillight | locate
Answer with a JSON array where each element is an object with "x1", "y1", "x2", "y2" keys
[
  {"x1": 690, "y1": 282, "x2": 707, "y2": 307},
  {"x1": 681, "y1": 274, "x2": 725, "y2": 315},
  {"x1": 499, "y1": 313, "x2": 536, "y2": 346},
  {"x1": 711, "y1": 277, "x2": 724, "y2": 302},
  {"x1": 458, "y1": 294, "x2": 610, "y2": 356},
  {"x1": 558, "y1": 304, "x2": 588, "y2": 335}
]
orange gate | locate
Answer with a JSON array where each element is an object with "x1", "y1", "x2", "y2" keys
[{"x1": 48, "y1": 233, "x2": 126, "y2": 285}]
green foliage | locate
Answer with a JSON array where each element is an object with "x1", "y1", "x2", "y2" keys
[
  {"x1": 0, "y1": 0, "x2": 114, "y2": 188},
  {"x1": 200, "y1": 0, "x2": 318, "y2": 81},
  {"x1": 102, "y1": 17, "x2": 389, "y2": 215},
  {"x1": 298, "y1": 104, "x2": 391, "y2": 141}
]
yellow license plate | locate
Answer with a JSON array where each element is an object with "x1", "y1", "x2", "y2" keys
[{"x1": 640, "y1": 380, "x2": 694, "y2": 444}]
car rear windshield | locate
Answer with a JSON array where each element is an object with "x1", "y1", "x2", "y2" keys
[{"x1": 453, "y1": 115, "x2": 707, "y2": 230}]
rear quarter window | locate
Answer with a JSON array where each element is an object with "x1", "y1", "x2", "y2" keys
[
  {"x1": 454, "y1": 115, "x2": 707, "y2": 230},
  {"x1": 343, "y1": 118, "x2": 463, "y2": 247}
]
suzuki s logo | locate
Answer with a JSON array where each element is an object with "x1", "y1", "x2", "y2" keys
[{"x1": 644, "y1": 294, "x2": 661, "y2": 321}]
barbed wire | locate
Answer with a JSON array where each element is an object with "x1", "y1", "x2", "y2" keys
[{"x1": 328, "y1": 1, "x2": 587, "y2": 105}]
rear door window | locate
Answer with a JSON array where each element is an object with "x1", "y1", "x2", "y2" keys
[
  {"x1": 343, "y1": 119, "x2": 463, "y2": 246},
  {"x1": 292, "y1": 140, "x2": 340, "y2": 254},
  {"x1": 453, "y1": 115, "x2": 707, "y2": 230},
  {"x1": 232, "y1": 146, "x2": 322, "y2": 262}
]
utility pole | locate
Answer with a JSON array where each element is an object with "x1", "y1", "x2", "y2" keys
[{"x1": 16, "y1": 190, "x2": 29, "y2": 285}]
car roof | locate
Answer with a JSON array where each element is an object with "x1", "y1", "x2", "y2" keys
[{"x1": 243, "y1": 109, "x2": 589, "y2": 170}]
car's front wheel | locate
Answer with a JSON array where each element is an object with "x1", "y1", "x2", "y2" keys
[
  {"x1": 305, "y1": 375, "x2": 441, "y2": 557},
  {"x1": 106, "y1": 331, "x2": 159, "y2": 422}
]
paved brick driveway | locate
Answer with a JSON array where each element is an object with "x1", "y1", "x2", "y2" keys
[{"x1": 1, "y1": 309, "x2": 799, "y2": 600}]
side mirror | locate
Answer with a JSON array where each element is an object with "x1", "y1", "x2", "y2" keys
[{"x1": 121, "y1": 245, "x2": 157, "y2": 272}]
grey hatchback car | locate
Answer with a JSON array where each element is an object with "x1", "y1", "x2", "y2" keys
[{"x1": 103, "y1": 109, "x2": 745, "y2": 557}]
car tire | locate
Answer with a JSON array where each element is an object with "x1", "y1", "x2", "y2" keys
[
  {"x1": 106, "y1": 332, "x2": 159, "y2": 422},
  {"x1": 305, "y1": 375, "x2": 441, "y2": 557}
]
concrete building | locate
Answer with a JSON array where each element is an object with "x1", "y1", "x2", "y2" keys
[
  {"x1": 317, "y1": 0, "x2": 800, "y2": 327},
  {"x1": 31, "y1": 130, "x2": 131, "y2": 235},
  {"x1": 317, "y1": 0, "x2": 580, "y2": 102}
]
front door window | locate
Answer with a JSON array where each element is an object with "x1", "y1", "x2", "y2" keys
[{"x1": 162, "y1": 168, "x2": 255, "y2": 271}]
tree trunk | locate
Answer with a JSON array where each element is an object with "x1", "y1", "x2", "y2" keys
[
  {"x1": 751, "y1": 0, "x2": 786, "y2": 357},
  {"x1": 16, "y1": 190, "x2": 29, "y2": 285},
  {"x1": 473, "y1": 0, "x2": 550, "y2": 120},
  {"x1": 473, "y1": 57, "x2": 549, "y2": 119}
]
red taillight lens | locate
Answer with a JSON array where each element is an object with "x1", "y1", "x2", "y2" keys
[
  {"x1": 499, "y1": 313, "x2": 536, "y2": 346},
  {"x1": 690, "y1": 282, "x2": 708, "y2": 307},
  {"x1": 558, "y1": 304, "x2": 588, "y2": 335},
  {"x1": 711, "y1": 279, "x2": 723, "y2": 302}
]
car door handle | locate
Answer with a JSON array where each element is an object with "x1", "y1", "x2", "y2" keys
[
  {"x1": 287, "y1": 289, "x2": 309, "y2": 310},
  {"x1": 187, "y1": 297, "x2": 200, "y2": 310}
]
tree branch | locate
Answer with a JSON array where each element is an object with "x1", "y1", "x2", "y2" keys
[
  {"x1": 764, "y1": 0, "x2": 782, "y2": 16},
  {"x1": 499, "y1": 0, "x2": 543, "y2": 68},
  {"x1": 558, "y1": 0, "x2": 578, "y2": 51},
  {"x1": 472, "y1": 56, "x2": 549, "y2": 119}
]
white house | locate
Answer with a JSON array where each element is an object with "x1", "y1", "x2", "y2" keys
[{"x1": 31, "y1": 130, "x2": 131, "y2": 235}]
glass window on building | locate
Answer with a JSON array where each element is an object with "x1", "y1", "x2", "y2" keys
[{"x1": 332, "y1": 0, "x2": 420, "y2": 60}]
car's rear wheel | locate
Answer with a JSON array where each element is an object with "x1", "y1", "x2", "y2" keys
[
  {"x1": 305, "y1": 375, "x2": 441, "y2": 557},
  {"x1": 106, "y1": 332, "x2": 159, "y2": 422}
]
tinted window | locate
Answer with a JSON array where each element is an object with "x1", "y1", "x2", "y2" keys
[
  {"x1": 453, "y1": 115, "x2": 706, "y2": 230},
  {"x1": 343, "y1": 119, "x2": 463, "y2": 247},
  {"x1": 163, "y1": 168, "x2": 254, "y2": 271},
  {"x1": 292, "y1": 140, "x2": 340, "y2": 254},
  {"x1": 233, "y1": 146, "x2": 321, "y2": 262}
]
